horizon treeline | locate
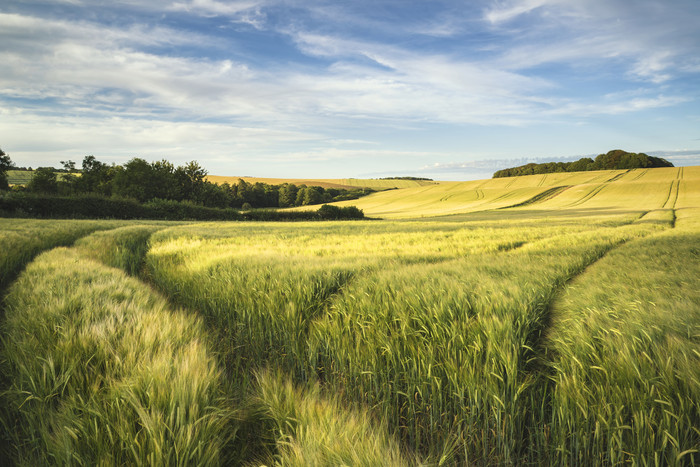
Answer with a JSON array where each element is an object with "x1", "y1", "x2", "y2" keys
[
  {"x1": 0, "y1": 152, "x2": 372, "y2": 209},
  {"x1": 493, "y1": 149, "x2": 673, "y2": 178}
]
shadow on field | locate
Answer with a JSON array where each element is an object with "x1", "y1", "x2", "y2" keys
[{"x1": 405, "y1": 207, "x2": 647, "y2": 224}]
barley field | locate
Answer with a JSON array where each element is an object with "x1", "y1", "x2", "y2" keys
[
  {"x1": 207, "y1": 175, "x2": 436, "y2": 190},
  {"x1": 1, "y1": 166, "x2": 699, "y2": 465}
]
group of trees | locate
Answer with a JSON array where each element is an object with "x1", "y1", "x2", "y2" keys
[
  {"x1": 493, "y1": 150, "x2": 674, "y2": 178},
  {"x1": 2, "y1": 154, "x2": 371, "y2": 209}
]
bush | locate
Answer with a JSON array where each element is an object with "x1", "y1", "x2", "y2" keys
[{"x1": 317, "y1": 204, "x2": 364, "y2": 220}]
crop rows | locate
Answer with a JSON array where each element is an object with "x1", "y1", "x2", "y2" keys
[
  {"x1": 1, "y1": 223, "x2": 407, "y2": 465},
  {"x1": 140, "y1": 208, "x2": 699, "y2": 464},
  {"x1": 1, "y1": 228, "x2": 233, "y2": 464},
  {"x1": 1, "y1": 167, "x2": 698, "y2": 464}
]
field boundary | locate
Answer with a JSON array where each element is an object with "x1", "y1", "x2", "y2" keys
[
  {"x1": 500, "y1": 185, "x2": 572, "y2": 209},
  {"x1": 566, "y1": 183, "x2": 606, "y2": 207},
  {"x1": 662, "y1": 180, "x2": 680, "y2": 210},
  {"x1": 629, "y1": 169, "x2": 648, "y2": 181},
  {"x1": 519, "y1": 229, "x2": 655, "y2": 461},
  {"x1": 605, "y1": 169, "x2": 631, "y2": 183}
]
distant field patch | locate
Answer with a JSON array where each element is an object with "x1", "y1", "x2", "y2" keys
[
  {"x1": 206, "y1": 175, "x2": 437, "y2": 190},
  {"x1": 6, "y1": 170, "x2": 34, "y2": 185},
  {"x1": 6, "y1": 170, "x2": 78, "y2": 186}
]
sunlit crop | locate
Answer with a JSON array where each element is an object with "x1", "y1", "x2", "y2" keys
[{"x1": 2, "y1": 165, "x2": 699, "y2": 464}]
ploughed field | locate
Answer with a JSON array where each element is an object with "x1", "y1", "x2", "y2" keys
[{"x1": 1, "y1": 166, "x2": 699, "y2": 465}]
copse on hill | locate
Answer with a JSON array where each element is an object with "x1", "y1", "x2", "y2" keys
[{"x1": 493, "y1": 149, "x2": 673, "y2": 178}]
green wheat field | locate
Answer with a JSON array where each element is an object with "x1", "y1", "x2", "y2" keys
[{"x1": 1, "y1": 166, "x2": 699, "y2": 465}]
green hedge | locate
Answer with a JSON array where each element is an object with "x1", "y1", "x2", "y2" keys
[{"x1": 0, "y1": 193, "x2": 364, "y2": 221}]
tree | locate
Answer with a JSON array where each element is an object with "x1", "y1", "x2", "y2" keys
[
  {"x1": 568, "y1": 157, "x2": 594, "y2": 172},
  {"x1": 278, "y1": 183, "x2": 298, "y2": 208},
  {"x1": 60, "y1": 160, "x2": 77, "y2": 172},
  {"x1": 27, "y1": 167, "x2": 58, "y2": 193},
  {"x1": 111, "y1": 158, "x2": 153, "y2": 202},
  {"x1": 77, "y1": 155, "x2": 112, "y2": 194},
  {"x1": 197, "y1": 181, "x2": 229, "y2": 208},
  {"x1": 150, "y1": 159, "x2": 181, "y2": 200},
  {"x1": 0, "y1": 147, "x2": 13, "y2": 190},
  {"x1": 176, "y1": 161, "x2": 207, "y2": 201},
  {"x1": 302, "y1": 186, "x2": 323, "y2": 205},
  {"x1": 295, "y1": 185, "x2": 307, "y2": 206}
]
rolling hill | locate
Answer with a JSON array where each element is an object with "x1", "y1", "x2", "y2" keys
[
  {"x1": 323, "y1": 166, "x2": 698, "y2": 219},
  {"x1": 206, "y1": 175, "x2": 436, "y2": 190}
]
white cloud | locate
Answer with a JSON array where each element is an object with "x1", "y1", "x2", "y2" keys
[
  {"x1": 0, "y1": 106, "x2": 320, "y2": 168},
  {"x1": 483, "y1": 0, "x2": 700, "y2": 85},
  {"x1": 230, "y1": 7, "x2": 267, "y2": 29},
  {"x1": 484, "y1": 0, "x2": 559, "y2": 24},
  {"x1": 547, "y1": 95, "x2": 690, "y2": 116},
  {"x1": 169, "y1": 0, "x2": 262, "y2": 16}
]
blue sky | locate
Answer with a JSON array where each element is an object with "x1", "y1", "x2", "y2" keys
[{"x1": 1, "y1": 0, "x2": 699, "y2": 180}]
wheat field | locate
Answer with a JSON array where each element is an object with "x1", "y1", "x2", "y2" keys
[{"x1": 1, "y1": 166, "x2": 698, "y2": 465}]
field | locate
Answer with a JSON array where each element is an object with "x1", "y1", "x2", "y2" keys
[
  {"x1": 6, "y1": 170, "x2": 77, "y2": 186},
  {"x1": 1, "y1": 166, "x2": 699, "y2": 465},
  {"x1": 322, "y1": 167, "x2": 694, "y2": 218},
  {"x1": 206, "y1": 175, "x2": 437, "y2": 190}
]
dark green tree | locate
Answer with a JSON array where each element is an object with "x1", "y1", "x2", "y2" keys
[
  {"x1": 0, "y1": 148, "x2": 13, "y2": 190},
  {"x1": 196, "y1": 181, "x2": 229, "y2": 208},
  {"x1": 111, "y1": 158, "x2": 154, "y2": 202},
  {"x1": 295, "y1": 185, "x2": 307, "y2": 206},
  {"x1": 60, "y1": 160, "x2": 78, "y2": 172},
  {"x1": 77, "y1": 155, "x2": 113, "y2": 194},
  {"x1": 150, "y1": 159, "x2": 181, "y2": 200},
  {"x1": 302, "y1": 186, "x2": 323, "y2": 205},
  {"x1": 568, "y1": 157, "x2": 594, "y2": 172},
  {"x1": 27, "y1": 167, "x2": 58, "y2": 193},
  {"x1": 234, "y1": 179, "x2": 252, "y2": 207},
  {"x1": 176, "y1": 161, "x2": 207, "y2": 201},
  {"x1": 278, "y1": 183, "x2": 298, "y2": 207}
]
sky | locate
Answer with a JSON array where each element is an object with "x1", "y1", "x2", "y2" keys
[{"x1": 1, "y1": 0, "x2": 699, "y2": 180}]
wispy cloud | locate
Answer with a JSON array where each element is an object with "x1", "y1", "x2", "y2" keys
[
  {"x1": 169, "y1": 0, "x2": 262, "y2": 16},
  {"x1": 484, "y1": 0, "x2": 559, "y2": 24}
]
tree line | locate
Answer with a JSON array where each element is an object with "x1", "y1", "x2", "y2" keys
[
  {"x1": 492, "y1": 149, "x2": 673, "y2": 178},
  {"x1": 0, "y1": 152, "x2": 372, "y2": 209}
]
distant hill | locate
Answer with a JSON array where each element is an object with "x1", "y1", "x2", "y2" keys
[
  {"x1": 314, "y1": 165, "x2": 695, "y2": 219},
  {"x1": 207, "y1": 176, "x2": 436, "y2": 190},
  {"x1": 493, "y1": 150, "x2": 673, "y2": 178}
]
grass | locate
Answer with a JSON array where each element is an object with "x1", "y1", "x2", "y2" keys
[
  {"x1": 544, "y1": 219, "x2": 700, "y2": 465},
  {"x1": 0, "y1": 218, "x2": 125, "y2": 291},
  {"x1": 309, "y1": 224, "x2": 664, "y2": 463},
  {"x1": 74, "y1": 224, "x2": 166, "y2": 275},
  {"x1": 142, "y1": 205, "x2": 675, "y2": 464},
  {"x1": 1, "y1": 165, "x2": 699, "y2": 465},
  {"x1": 0, "y1": 235, "x2": 235, "y2": 465},
  {"x1": 252, "y1": 369, "x2": 412, "y2": 466}
]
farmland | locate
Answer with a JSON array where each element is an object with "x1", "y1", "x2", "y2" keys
[
  {"x1": 5, "y1": 170, "x2": 76, "y2": 186},
  {"x1": 1, "y1": 166, "x2": 699, "y2": 465},
  {"x1": 207, "y1": 175, "x2": 436, "y2": 190},
  {"x1": 326, "y1": 166, "x2": 693, "y2": 218}
]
